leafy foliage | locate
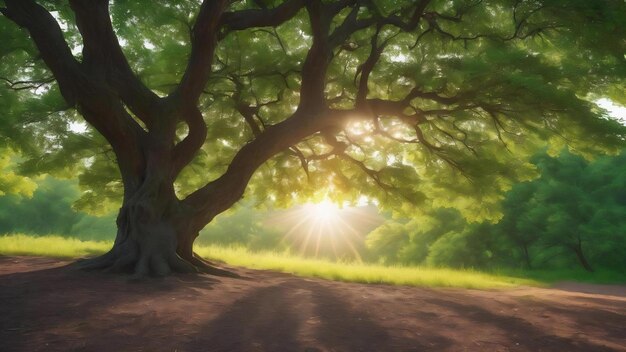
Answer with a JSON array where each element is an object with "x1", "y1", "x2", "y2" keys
[
  {"x1": 197, "y1": 203, "x2": 286, "y2": 251},
  {"x1": 1, "y1": 0, "x2": 624, "y2": 222},
  {"x1": 0, "y1": 148, "x2": 36, "y2": 197},
  {"x1": 366, "y1": 208, "x2": 464, "y2": 264},
  {"x1": 0, "y1": 176, "x2": 116, "y2": 239},
  {"x1": 366, "y1": 150, "x2": 626, "y2": 272}
]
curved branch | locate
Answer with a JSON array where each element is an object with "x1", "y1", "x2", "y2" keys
[
  {"x1": 355, "y1": 26, "x2": 383, "y2": 106},
  {"x1": 181, "y1": 108, "x2": 350, "y2": 222},
  {"x1": 1, "y1": 0, "x2": 82, "y2": 105},
  {"x1": 68, "y1": 0, "x2": 161, "y2": 128},
  {"x1": 172, "y1": 0, "x2": 228, "y2": 106},
  {"x1": 2, "y1": 0, "x2": 146, "y2": 186},
  {"x1": 220, "y1": 0, "x2": 305, "y2": 31},
  {"x1": 0, "y1": 76, "x2": 55, "y2": 91},
  {"x1": 298, "y1": 0, "x2": 332, "y2": 110},
  {"x1": 171, "y1": 106, "x2": 208, "y2": 178}
]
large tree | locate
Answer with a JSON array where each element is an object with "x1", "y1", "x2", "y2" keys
[{"x1": 1, "y1": 0, "x2": 624, "y2": 276}]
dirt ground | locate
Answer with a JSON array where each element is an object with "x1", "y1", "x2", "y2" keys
[{"x1": 0, "y1": 256, "x2": 624, "y2": 352}]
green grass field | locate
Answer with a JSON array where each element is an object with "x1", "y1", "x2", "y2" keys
[
  {"x1": 1, "y1": 234, "x2": 623, "y2": 289},
  {"x1": 0, "y1": 234, "x2": 111, "y2": 258},
  {"x1": 194, "y1": 245, "x2": 538, "y2": 289}
]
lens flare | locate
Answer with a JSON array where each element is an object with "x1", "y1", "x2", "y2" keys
[
  {"x1": 266, "y1": 199, "x2": 383, "y2": 261},
  {"x1": 306, "y1": 200, "x2": 339, "y2": 224}
]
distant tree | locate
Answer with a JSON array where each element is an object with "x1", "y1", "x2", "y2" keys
[
  {"x1": 366, "y1": 150, "x2": 626, "y2": 272},
  {"x1": 1, "y1": 0, "x2": 625, "y2": 276},
  {"x1": 0, "y1": 177, "x2": 82, "y2": 235},
  {"x1": 582, "y1": 152, "x2": 626, "y2": 271},
  {"x1": 0, "y1": 148, "x2": 35, "y2": 197},
  {"x1": 426, "y1": 222, "x2": 497, "y2": 268},
  {"x1": 69, "y1": 212, "x2": 118, "y2": 241},
  {"x1": 366, "y1": 208, "x2": 464, "y2": 265},
  {"x1": 496, "y1": 151, "x2": 626, "y2": 272},
  {"x1": 197, "y1": 203, "x2": 285, "y2": 251},
  {"x1": 497, "y1": 182, "x2": 542, "y2": 269}
]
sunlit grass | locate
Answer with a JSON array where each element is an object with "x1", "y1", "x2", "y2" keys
[
  {"x1": 3, "y1": 234, "x2": 622, "y2": 289},
  {"x1": 1, "y1": 234, "x2": 534, "y2": 288},
  {"x1": 0, "y1": 234, "x2": 111, "y2": 258},
  {"x1": 194, "y1": 245, "x2": 537, "y2": 289}
]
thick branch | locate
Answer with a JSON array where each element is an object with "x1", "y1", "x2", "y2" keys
[
  {"x1": 171, "y1": 106, "x2": 208, "y2": 178},
  {"x1": 69, "y1": 0, "x2": 160, "y2": 127},
  {"x1": 182, "y1": 108, "x2": 348, "y2": 223},
  {"x1": 1, "y1": 0, "x2": 82, "y2": 104},
  {"x1": 377, "y1": 0, "x2": 432, "y2": 31},
  {"x1": 2, "y1": 0, "x2": 147, "y2": 188},
  {"x1": 173, "y1": 0, "x2": 228, "y2": 106},
  {"x1": 355, "y1": 26, "x2": 383, "y2": 106},
  {"x1": 220, "y1": 0, "x2": 305, "y2": 31},
  {"x1": 328, "y1": 6, "x2": 375, "y2": 48},
  {"x1": 298, "y1": 1, "x2": 332, "y2": 109}
]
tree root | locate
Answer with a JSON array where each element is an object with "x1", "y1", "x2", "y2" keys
[
  {"x1": 76, "y1": 243, "x2": 241, "y2": 279},
  {"x1": 186, "y1": 254, "x2": 242, "y2": 278},
  {"x1": 76, "y1": 251, "x2": 117, "y2": 271}
]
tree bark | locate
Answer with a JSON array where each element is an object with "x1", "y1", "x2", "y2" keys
[
  {"x1": 522, "y1": 244, "x2": 532, "y2": 270},
  {"x1": 79, "y1": 168, "x2": 238, "y2": 277},
  {"x1": 572, "y1": 243, "x2": 594, "y2": 273}
]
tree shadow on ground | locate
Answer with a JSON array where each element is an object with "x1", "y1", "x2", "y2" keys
[
  {"x1": 423, "y1": 298, "x2": 618, "y2": 352},
  {"x1": 516, "y1": 298, "x2": 626, "y2": 341},
  {"x1": 0, "y1": 258, "x2": 220, "y2": 352},
  {"x1": 191, "y1": 280, "x2": 451, "y2": 352},
  {"x1": 1, "y1": 257, "x2": 623, "y2": 352}
]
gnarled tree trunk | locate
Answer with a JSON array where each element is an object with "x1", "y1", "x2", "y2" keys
[
  {"x1": 81, "y1": 193, "x2": 231, "y2": 276},
  {"x1": 79, "y1": 150, "x2": 193, "y2": 276},
  {"x1": 79, "y1": 137, "x2": 246, "y2": 277}
]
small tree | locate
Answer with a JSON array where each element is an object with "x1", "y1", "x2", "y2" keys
[
  {"x1": 498, "y1": 182, "x2": 542, "y2": 269},
  {"x1": 1, "y1": 0, "x2": 624, "y2": 276},
  {"x1": 535, "y1": 152, "x2": 626, "y2": 272}
]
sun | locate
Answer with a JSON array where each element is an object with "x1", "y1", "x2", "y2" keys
[
  {"x1": 265, "y1": 198, "x2": 381, "y2": 261},
  {"x1": 308, "y1": 200, "x2": 340, "y2": 223}
]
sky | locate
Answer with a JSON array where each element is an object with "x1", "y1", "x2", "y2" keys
[{"x1": 596, "y1": 98, "x2": 626, "y2": 124}]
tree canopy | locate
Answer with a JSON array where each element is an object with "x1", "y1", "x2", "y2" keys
[{"x1": 1, "y1": 0, "x2": 625, "y2": 276}]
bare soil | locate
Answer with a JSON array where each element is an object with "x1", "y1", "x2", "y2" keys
[{"x1": 0, "y1": 256, "x2": 624, "y2": 352}]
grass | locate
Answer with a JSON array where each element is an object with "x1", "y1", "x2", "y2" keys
[
  {"x1": 194, "y1": 245, "x2": 537, "y2": 289},
  {"x1": 1, "y1": 234, "x2": 623, "y2": 289},
  {"x1": 0, "y1": 233, "x2": 537, "y2": 289},
  {"x1": 0, "y1": 234, "x2": 111, "y2": 258}
]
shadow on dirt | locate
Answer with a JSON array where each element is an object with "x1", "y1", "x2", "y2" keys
[
  {"x1": 1, "y1": 257, "x2": 624, "y2": 352},
  {"x1": 0, "y1": 257, "x2": 219, "y2": 352},
  {"x1": 192, "y1": 280, "x2": 451, "y2": 352},
  {"x1": 423, "y1": 297, "x2": 618, "y2": 352}
]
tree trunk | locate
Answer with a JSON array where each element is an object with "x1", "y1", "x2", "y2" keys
[
  {"x1": 522, "y1": 244, "x2": 532, "y2": 270},
  {"x1": 79, "y1": 188, "x2": 236, "y2": 277},
  {"x1": 79, "y1": 181, "x2": 180, "y2": 275},
  {"x1": 572, "y1": 244, "x2": 594, "y2": 272},
  {"x1": 78, "y1": 151, "x2": 236, "y2": 278}
]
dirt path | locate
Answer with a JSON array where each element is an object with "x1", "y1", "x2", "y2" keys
[{"x1": 0, "y1": 256, "x2": 624, "y2": 352}]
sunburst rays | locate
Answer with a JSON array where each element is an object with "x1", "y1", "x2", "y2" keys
[{"x1": 266, "y1": 200, "x2": 383, "y2": 261}]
